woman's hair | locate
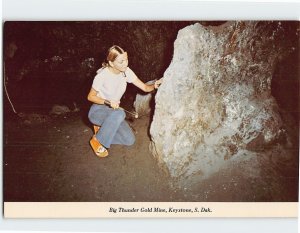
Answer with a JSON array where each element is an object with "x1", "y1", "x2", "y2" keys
[{"x1": 102, "y1": 45, "x2": 126, "y2": 68}]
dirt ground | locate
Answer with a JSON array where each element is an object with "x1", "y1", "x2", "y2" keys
[{"x1": 3, "y1": 110, "x2": 299, "y2": 202}]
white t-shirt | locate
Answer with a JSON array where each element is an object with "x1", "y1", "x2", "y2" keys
[{"x1": 92, "y1": 67, "x2": 138, "y2": 103}]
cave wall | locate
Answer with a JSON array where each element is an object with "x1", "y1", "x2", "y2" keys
[
  {"x1": 3, "y1": 21, "x2": 192, "y2": 113},
  {"x1": 150, "y1": 21, "x2": 299, "y2": 185}
]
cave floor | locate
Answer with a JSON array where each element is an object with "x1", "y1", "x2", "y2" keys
[{"x1": 3, "y1": 111, "x2": 298, "y2": 202}]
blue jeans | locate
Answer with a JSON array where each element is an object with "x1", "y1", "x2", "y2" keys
[{"x1": 88, "y1": 104, "x2": 135, "y2": 148}]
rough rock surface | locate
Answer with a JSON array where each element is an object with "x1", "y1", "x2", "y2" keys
[{"x1": 150, "y1": 21, "x2": 297, "y2": 185}]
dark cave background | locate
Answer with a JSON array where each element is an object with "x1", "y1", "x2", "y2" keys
[
  {"x1": 3, "y1": 21, "x2": 299, "y2": 124},
  {"x1": 3, "y1": 21, "x2": 194, "y2": 115}
]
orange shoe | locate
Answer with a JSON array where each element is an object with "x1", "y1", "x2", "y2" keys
[
  {"x1": 89, "y1": 136, "x2": 108, "y2": 158},
  {"x1": 93, "y1": 125, "x2": 101, "y2": 135}
]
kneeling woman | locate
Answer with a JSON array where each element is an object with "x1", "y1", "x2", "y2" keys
[{"x1": 87, "y1": 45, "x2": 162, "y2": 157}]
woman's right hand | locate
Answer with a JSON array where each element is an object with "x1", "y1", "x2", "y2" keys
[
  {"x1": 104, "y1": 99, "x2": 119, "y2": 109},
  {"x1": 110, "y1": 100, "x2": 120, "y2": 109}
]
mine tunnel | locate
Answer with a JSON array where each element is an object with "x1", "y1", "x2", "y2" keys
[{"x1": 3, "y1": 21, "x2": 299, "y2": 202}]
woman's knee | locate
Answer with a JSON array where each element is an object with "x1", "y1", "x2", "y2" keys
[
  {"x1": 126, "y1": 134, "x2": 136, "y2": 146},
  {"x1": 88, "y1": 105, "x2": 108, "y2": 124},
  {"x1": 88, "y1": 109, "x2": 101, "y2": 125}
]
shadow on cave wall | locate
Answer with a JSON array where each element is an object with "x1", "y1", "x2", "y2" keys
[
  {"x1": 271, "y1": 23, "x2": 299, "y2": 148},
  {"x1": 272, "y1": 49, "x2": 299, "y2": 121}
]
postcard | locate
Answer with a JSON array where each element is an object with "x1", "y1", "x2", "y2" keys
[{"x1": 1, "y1": 1, "x2": 299, "y2": 233}]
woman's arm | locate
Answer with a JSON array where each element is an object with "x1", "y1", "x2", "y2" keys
[
  {"x1": 87, "y1": 88, "x2": 106, "y2": 104},
  {"x1": 132, "y1": 78, "x2": 162, "y2": 92},
  {"x1": 87, "y1": 88, "x2": 119, "y2": 109}
]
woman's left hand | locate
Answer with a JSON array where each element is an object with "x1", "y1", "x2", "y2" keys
[
  {"x1": 154, "y1": 78, "x2": 163, "y2": 89},
  {"x1": 133, "y1": 77, "x2": 163, "y2": 93}
]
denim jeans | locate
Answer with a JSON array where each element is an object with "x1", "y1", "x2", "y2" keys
[{"x1": 88, "y1": 104, "x2": 135, "y2": 148}]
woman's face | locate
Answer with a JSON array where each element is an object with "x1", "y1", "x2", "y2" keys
[{"x1": 111, "y1": 52, "x2": 128, "y2": 72}]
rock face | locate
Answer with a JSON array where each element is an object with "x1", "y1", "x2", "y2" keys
[{"x1": 150, "y1": 21, "x2": 296, "y2": 185}]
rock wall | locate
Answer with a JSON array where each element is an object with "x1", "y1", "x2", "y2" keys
[{"x1": 150, "y1": 21, "x2": 297, "y2": 184}]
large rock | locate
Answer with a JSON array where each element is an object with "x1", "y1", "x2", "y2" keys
[{"x1": 150, "y1": 21, "x2": 295, "y2": 185}]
